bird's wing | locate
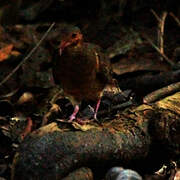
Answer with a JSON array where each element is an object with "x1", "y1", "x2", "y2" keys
[
  {"x1": 95, "y1": 49, "x2": 113, "y2": 85},
  {"x1": 82, "y1": 42, "x2": 113, "y2": 84}
]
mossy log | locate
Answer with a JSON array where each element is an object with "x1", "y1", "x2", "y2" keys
[{"x1": 12, "y1": 92, "x2": 180, "y2": 180}]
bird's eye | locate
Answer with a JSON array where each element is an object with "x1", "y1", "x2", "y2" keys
[{"x1": 71, "y1": 33, "x2": 77, "y2": 38}]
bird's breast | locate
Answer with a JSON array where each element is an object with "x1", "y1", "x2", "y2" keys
[{"x1": 53, "y1": 44, "x2": 107, "y2": 101}]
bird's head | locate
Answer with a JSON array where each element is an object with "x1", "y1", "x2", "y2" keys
[{"x1": 59, "y1": 26, "x2": 83, "y2": 55}]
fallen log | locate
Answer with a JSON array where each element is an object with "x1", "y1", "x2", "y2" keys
[{"x1": 11, "y1": 92, "x2": 180, "y2": 180}]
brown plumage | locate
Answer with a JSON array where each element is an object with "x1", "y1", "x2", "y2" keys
[{"x1": 53, "y1": 26, "x2": 113, "y2": 121}]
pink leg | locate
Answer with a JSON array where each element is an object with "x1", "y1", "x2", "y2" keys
[
  {"x1": 69, "y1": 105, "x2": 79, "y2": 122},
  {"x1": 94, "y1": 99, "x2": 101, "y2": 120}
]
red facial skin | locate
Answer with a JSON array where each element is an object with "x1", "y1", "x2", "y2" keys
[{"x1": 59, "y1": 32, "x2": 83, "y2": 56}]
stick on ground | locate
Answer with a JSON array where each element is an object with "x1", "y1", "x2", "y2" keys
[{"x1": 0, "y1": 22, "x2": 55, "y2": 87}]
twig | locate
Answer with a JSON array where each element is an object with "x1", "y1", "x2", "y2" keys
[
  {"x1": 169, "y1": 12, "x2": 180, "y2": 27},
  {"x1": 0, "y1": 87, "x2": 19, "y2": 99},
  {"x1": 151, "y1": 9, "x2": 167, "y2": 61},
  {"x1": 150, "y1": 9, "x2": 162, "y2": 23},
  {"x1": 142, "y1": 33, "x2": 175, "y2": 66},
  {"x1": 158, "y1": 11, "x2": 167, "y2": 61},
  {"x1": 143, "y1": 81, "x2": 180, "y2": 103},
  {"x1": 0, "y1": 22, "x2": 55, "y2": 87}
]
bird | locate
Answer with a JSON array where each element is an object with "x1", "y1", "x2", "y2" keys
[{"x1": 52, "y1": 25, "x2": 114, "y2": 122}]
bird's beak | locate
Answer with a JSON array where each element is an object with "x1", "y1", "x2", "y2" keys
[
  {"x1": 59, "y1": 40, "x2": 70, "y2": 56},
  {"x1": 59, "y1": 41, "x2": 65, "y2": 56},
  {"x1": 59, "y1": 48, "x2": 62, "y2": 56}
]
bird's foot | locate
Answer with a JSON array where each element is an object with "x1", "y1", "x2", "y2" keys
[
  {"x1": 75, "y1": 118, "x2": 88, "y2": 125},
  {"x1": 68, "y1": 114, "x2": 76, "y2": 122},
  {"x1": 58, "y1": 104, "x2": 99, "y2": 125},
  {"x1": 60, "y1": 117, "x2": 91, "y2": 125},
  {"x1": 57, "y1": 116, "x2": 84, "y2": 124},
  {"x1": 67, "y1": 104, "x2": 79, "y2": 122},
  {"x1": 58, "y1": 116, "x2": 96, "y2": 125}
]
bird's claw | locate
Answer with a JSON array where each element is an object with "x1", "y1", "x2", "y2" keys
[
  {"x1": 93, "y1": 113, "x2": 98, "y2": 121},
  {"x1": 68, "y1": 115, "x2": 76, "y2": 122}
]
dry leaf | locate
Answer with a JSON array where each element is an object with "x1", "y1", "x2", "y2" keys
[
  {"x1": 0, "y1": 44, "x2": 14, "y2": 62},
  {"x1": 72, "y1": 122, "x2": 98, "y2": 131}
]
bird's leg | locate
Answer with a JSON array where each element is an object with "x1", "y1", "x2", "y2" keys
[
  {"x1": 69, "y1": 105, "x2": 79, "y2": 122},
  {"x1": 94, "y1": 99, "x2": 101, "y2": 120}
]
